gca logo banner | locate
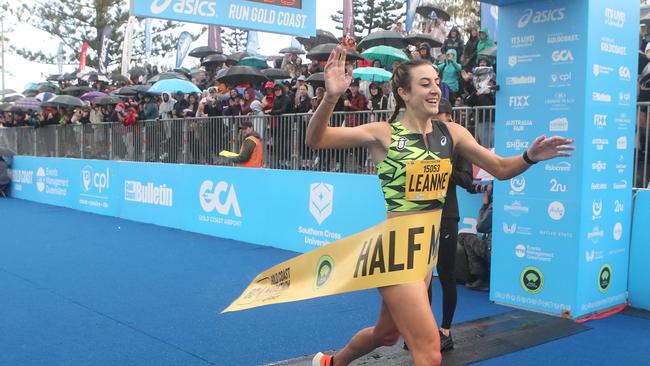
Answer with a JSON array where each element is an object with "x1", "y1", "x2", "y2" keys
[
  {"x1": 309, "y1": 183, "x2": 334, "y2": 225},
  {"x1": 199, "y1": 180, "x2": 242, "y2": 217}
]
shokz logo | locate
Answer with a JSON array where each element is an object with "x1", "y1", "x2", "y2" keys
[{"x1": 309, "y1": 183, "x2": 334, "y2": 225}]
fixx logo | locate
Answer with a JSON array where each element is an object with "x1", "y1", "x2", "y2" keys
[
  {"x1": 309, "y1": 183, "x2": 334, "y2": 225},
  {"x1": 594, "y1": 114, "x2": 607, "y2": 129},
  {"x1": 199, "y1": 180, "x2": 242, "y2": 217},
  {"x1": 517, "y1": 7, "x2": 565, "y2": 28},
  {"x1": 149, "y1": 0, "x2": 218, "y2": 17},
  {"x1": 508, "y1": 95, "x2": 529, "y2": 109},
  {"x1": 81, "y1": 165, "x2": 110, "y2": 193}
]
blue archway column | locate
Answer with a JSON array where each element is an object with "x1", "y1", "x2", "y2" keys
[{"x1": 479, "y1": 0, "x2": 638, "y2": 318}]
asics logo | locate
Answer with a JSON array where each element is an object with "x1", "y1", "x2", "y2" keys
[
  {"x1": 150, "y1": 0, "x2": 173, "y2": 14},
  {"x1": 518, "y1": 7, "x2": 565, "y2": 28}
]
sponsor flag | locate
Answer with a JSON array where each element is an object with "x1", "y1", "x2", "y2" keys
[
  {"x1": 99, "y1": 25, "x2": 113, "y2": 74},
  {"x1": 343, "y1": 0, "x2": 354, "y2": 36},
  {"x1": 481, "y1": 3, "x2": 498, "y2": 43},
  {"x1": 176, "y1": 31, "x2": 193, "y2": 68},
  {"x1": 144, "y1": 18, "x2": 152, "y2": 60},
  {"x1": 405, "y1": 0, "x2": 421, "y2": 33},
  {"x1": 208, "y1": 25, "x2": 222, "y2": 53},
  {"x1": 56, "y1": 43, "x2": 64, "y2": 74},
  {"x1": 79, "y1": 42, "x2": 89, "y2": 72},
  {"x1": 121, "y1": 16, "x2": 136, "y2": 77},
  {"x1": 246, "y1": 31, "x2": 259, "y2": 55}
]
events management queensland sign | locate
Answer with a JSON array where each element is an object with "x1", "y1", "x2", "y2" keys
[
  {"x1": 10, "y1": 157, "x2": 485, "y2": 255},
  {"x1": 492, "y1": 0, "x2": 636, "y2": 318},
  {"x1": 130, "y1": 0, "x2": 316, "y2": 37}
]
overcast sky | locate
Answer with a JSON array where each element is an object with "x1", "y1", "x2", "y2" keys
[{"x1": 2, "y1": 0, "x2": 344, "y2": 92}]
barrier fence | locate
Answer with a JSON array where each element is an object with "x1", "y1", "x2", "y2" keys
[{"x1": 0, "y1": 105, "x2": 648, "y2": 187}]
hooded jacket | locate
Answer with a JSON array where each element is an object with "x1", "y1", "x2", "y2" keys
[
  {"x1": 437, "y1": 49, "x2": 462, "y2": 92},
  {"x1": 0, "y1": 148, "x2": 14, "y2": 187},
  {"x1": 159, "y1": 92, "x2": 176, "y2": 119},
  {"x1": 270, "y1": 88, "x2": 292, "y2": 115},
  {"x1": 476, "y1": 27, "x2": 496, "y2": 63},
  {"x1": 442, "y1": 27, "x2": 464, "y2": 63},
  {"x1": 463, "y1": 27, "x2": 479, "y2": 67}
]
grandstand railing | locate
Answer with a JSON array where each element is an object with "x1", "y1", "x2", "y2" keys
[{"x1": 0, "y1": 105, "x2": 648, "y2": 188}]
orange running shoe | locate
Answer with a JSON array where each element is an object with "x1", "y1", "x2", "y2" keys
[{"x1": 311, "y1": 352, "x2": 334, "y2": 366}]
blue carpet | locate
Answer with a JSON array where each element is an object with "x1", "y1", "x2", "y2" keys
[{"x1": 0, "y1": 198, "x2": 648, "y2": 365}]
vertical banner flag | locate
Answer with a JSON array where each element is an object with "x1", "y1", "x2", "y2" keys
[
  {"x1": 208, "y1": 25, "x2": 222, "y2": 53},
  {"x1": 405, "y1": 0, "x2": 421, "y2": 33},
  {"x1": 99, "y1": 25, "x2": 113, "y2": 74},
  {"x1": 176, "y1": 31, "x2": 193, "y2": 68},
  {"x1": 79, "y1": 42, "x2": 89, "y2": 72},
  {"x1": 480, "y1": 3, "x2": 498, "y2": 43},
  {"x1": 121, "y1": 16, "x2": 136, "y2": 77},
  {"x1": 343, "y1": 0, "x2": 354, "y2": 37},
  {"x1": 246, "y1": 31, "x2": 259, "y2": 55},
  {"x1": 56, "y1": 43, "x2": 64, "y2": 74},
  {"x1": 144, "y1": 18, "x2": 152, "y2": 60}
]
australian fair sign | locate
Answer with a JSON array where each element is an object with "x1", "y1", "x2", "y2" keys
[{"x1": 130, "y1": 0, "x2": 316, "y2": 37}]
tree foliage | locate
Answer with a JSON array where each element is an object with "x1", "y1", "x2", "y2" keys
[
  {"x1": 331, "y1": 0, "x2": 405, "y2": 36},
  {"x1": 221, "y1": 28, "x2": 248, "y2": 54},
  {"x1": 14, "y1": 0, "x2": 182, "y2": 70}
]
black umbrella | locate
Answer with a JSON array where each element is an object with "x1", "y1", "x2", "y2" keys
[
  {"x1": 173, "y1": 67, "x2": 193, "y2": 80},
  {"x1": 61, "y1": 86, "x2": 93, "y2": 96},
  {"x1": 61, "y1": 72, "x2": 77, "y2": 81},
  {"x1": 189, "y1": 46, "x2": 219, "y2": 58},
  {"x1": 1, "y1": 95, "x2": 23, "y2": 103},
  {"x1": 46, "y1": 74, "x2": 62, "y2": 82},
  {"x1": 306, "y1": 72, "x2": 325, "y2": 88},
  {"x1": 115, "y1": 85, "x2": 150, "y2": 96},
  {"x1": 405, "y1": 33, "x2": 443, "y2": 48},
  {"x1": 227, "y1": 51, "x2": 252, "y2": 63},
  {"x1": 296, "y1": 29, "x2": 339, "y2": 48},
  {"x1": 201, "y1": 53, "x2": 228, "y2": 66},
  {"x1": 279, "y1": 47, "x2": 305, "y2": 55},
  {"x1": 217, "y1": 66, "x2": 269, "y2": 85},
  {"x1": 416, "y1": 5, "x2": 451, "y2": 21},
  {"x1": 22, "y1": 89, "x2": 39, "y2": 98},
  {"x1": 0, "y1": 89, "x2": 16, "y2": 95},
  {"x1": 93, "y1": 96, "x2": 123, "y2": 105},
  {"x1": 147, "y1": 72, "x2": 189, "y2": 83},
  {"x1": 262, "y1": 68, "x2": 291, "y2": 79},
  {"x1": 47, "y1": 95, "x2": 85, "y2": 108},
  {"x1": 129, "y1": 66, "x2": 146, "y2": 78},
  {"x1": 307, "y1": 43, "x2": 365, "y2": 62},
  {"x1": 110, "y1": 74, "x2": 129, "y2": 83},
  {"x1": 358, "y1": 30, "x2": 408, "y2": 49}
]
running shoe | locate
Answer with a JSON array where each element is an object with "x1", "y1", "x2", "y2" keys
[
  {"x1": 439, "y1": 330, "x2": 454, "y2": 351},
  {"x1": 312, "y1": 352, "x2": 334, "y2": 366}
]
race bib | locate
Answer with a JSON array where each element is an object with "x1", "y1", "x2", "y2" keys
[{"x1": 405, "y1": 159, "x2": 452, "y2": 201}]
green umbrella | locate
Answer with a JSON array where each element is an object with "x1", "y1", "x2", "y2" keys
[
  {"x1": 238, "y1": 56, "x2": 269, "y2": 69},
  {"x1": 361, "y1": 46, "x2": 409, "y2": 68},
  {"x1": 352, "y1": 67, "x2": 393, "y2": 82}
]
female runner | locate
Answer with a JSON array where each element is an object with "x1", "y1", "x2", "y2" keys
[{"x1": 306, "y1": 46, "x2": 573, "y2": 366}]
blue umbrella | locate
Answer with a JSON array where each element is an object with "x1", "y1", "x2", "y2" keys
[
  {"x1": 238, "y1": 56, "x2": 269, "y2": 69},
  {"x1": 353, "y1": 67, "x2": 393, "y2": 82},
  {"x1": 147, "y1": 79, "x2": 201, "y2": 94},
  {"x1": 35, "y1": 92, "x2": 55, "y2": 102}
]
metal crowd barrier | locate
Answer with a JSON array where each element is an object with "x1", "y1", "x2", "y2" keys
[{"x1": 1, "y1": 105, "x2": 648, "y2": 188}]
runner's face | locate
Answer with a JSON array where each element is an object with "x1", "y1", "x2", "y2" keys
[{"x1": 400, "y1": 65, "x2": 441, "y2": 117}]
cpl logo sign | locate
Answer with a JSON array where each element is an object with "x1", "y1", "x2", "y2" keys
[
  {"x1": 150, "y1": 0, "x2": 217, "y2": 17},
  {"x1": 517, "y1": 7, "x2": 565, "y2": 28},
  {"x1": 199, "y1": 180, "x2": 242, "y2": 217},
  {"x1": 81, "y1": 166, "x2": 110, "y2": 193}
]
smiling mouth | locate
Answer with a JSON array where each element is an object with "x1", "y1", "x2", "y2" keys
[{"x1": 425, "y1": 97, "x2": 439, "y2": 105}]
